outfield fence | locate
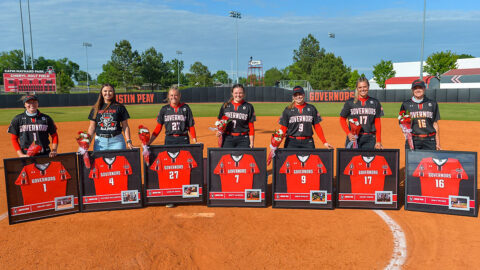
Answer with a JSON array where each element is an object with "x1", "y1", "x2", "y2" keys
[{"x1": 1, "y1": 87, "x2": 479, "y2": 108}]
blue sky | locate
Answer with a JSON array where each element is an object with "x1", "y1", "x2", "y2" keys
[{"x1": 2, "y1": 0, "x2": 480, "y2": 80}]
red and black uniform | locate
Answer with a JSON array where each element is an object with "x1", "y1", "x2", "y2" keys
[
  {"x1": 279, "y1": 154, "x2": 326, "y2": 193},
  {"x1": 152, "y1": 103, "x2": 196, "y2": 145},
  {"x1": 279, "y1": 103, "x2": 326, "y2": 149},
  {"x1": 89, "y1": 156, "x2": 132, "y2": 195},
  {"x1": 15, "y1": 162, "x2": 71, "y2": 205},
  {"x1": 8, "y1": 110, "x2": 58, "y2": 155},
  {"x1": 413, "y1": 157, "x2": 467, "y2": 198},
  {"x1": 150, "y1": 150, "x2": 198, "y2": 189},
  {"x1": 343, "y1": 155, "x2": 392, "y2": 194},
  {"x1": 88, "y1": 102, "x2": 130, "y2": 138},
  {"x1": 400, "y1": 97, "x2": 440, "y2": 150},
  {"x1": 340, "y1": 96, "x2": 383, "y2": 149},
  {"x1": 218, "y1": 101, "x2": 255, "y2": 148},
  {"x1": 213, "y1": 154, "x2": 259, "y2": 192}
]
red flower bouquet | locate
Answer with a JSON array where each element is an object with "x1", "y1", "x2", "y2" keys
[
  {"x1": 76, "y1": 131, "x2": 91, "y2": 168},
  {"x1": 347, "y1": 118, "x2": 361, "y2": 149},
  {"x1": 138, "y1": 125, "x2": 151, "y2": 165},
  {"x1": 267, "y1": 129, "x2": 285, "y2": 165},
  {"x1": 398, "y1": 110, "x2": 414, "y2": 149},
  {"x1": 211, "y1": 116, "x2": 231, "y2": 147},
  {"x1": 26, "y1": 142, "x2": 42, "y2": 157}
]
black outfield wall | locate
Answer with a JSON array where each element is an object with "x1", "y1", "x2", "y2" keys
[{"x1": 1, "y1": 87, "x2": 479, "y2": 108}]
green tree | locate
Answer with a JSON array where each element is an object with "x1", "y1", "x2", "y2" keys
[
  {"x1": 457, "y1": 54, "x2": 474, "y2": 59},
  {"x1": 238, "y1": 76, "x2": 247, "y2": 85},
  {"x1": 186, "y1": 61, "x2": 212, "y2": 87},
  {"x1": 110, "y1": 40, "x2": 140, "y2": 90},
  {"x1": 139, "y1": 47, "x2": 168, "y2": 91},
  {"x1": 424, "y1": 51, "x2": 458, "y2": 77},
  {"x1": 57, "y1": 71, "x2": 74, "y2": 93},
  {"x1": 372, "y1": 60, "x2": 395, "y2": 89},
  {"x1": 347, "y1": 70, "x2": 361, "y2": 90},
  {"x1": 97, "y1": 61, "x2": 121, "y2": 87},
  {"x1": 264, "y1": 67, "x2": 285, "y2": 86},
  {"x1": 75, "y1": 70, "x2": 92, "y2": 83},
  {"x1": 309, "y1": 53, "x2": 351, "y2": 90},
  {"x1": 0, "y1": 50, "x2": 25, "y2": 84},
  {"x1": 213, "y1": 70, "x2": 229, "y2": 84},
  {"x1": 167, "y1": 58, "x2": 186, "y2": 87},
  {"x1": 292, "y1": 34, "x2": 325, "y2": 76}
]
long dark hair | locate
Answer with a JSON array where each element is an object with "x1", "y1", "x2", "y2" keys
[
  {"x1": 92, "y1": 84, "x2": 117, "y2": 118},
  {"x1": 223, "y1": 84, "x2": 245, "y2": 108}
]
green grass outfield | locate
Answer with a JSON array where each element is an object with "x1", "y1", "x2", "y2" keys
[{"x1": 0, "y1": 102, "x2": 478, "y2": 125}]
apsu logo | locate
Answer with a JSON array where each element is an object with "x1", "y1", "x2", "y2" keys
[{"x1": 99, "y1": 114, "x2": 116, "y2": 130}]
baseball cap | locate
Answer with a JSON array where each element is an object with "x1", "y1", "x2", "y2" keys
[
  {"x1": 292, "y1": 86, "x2": 305, "y2": 95},
  {"x1": 411, "y1": 79, "x2": 426, "y2": 89},
  {"x1": 23, "y1": 95, "x2": 39, "y2": 104}
]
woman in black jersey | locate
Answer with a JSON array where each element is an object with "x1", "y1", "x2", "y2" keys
[
  {"x1": 87, "y1": 84, "x2": 134, "y2": 151},
  {"x1": 148, "y1": 86, "x2": 197, "y2": 145},
  {"x1": 8, "y1": 95, "x2": 59, "y2": 157},
  {"x1": 399, "y1": 79, "x2": 441, "y2": 150},
  {"x1": 217, "y1": 84, "x2": 255, "y2": 148},
  {"x1": 339, "y1": 77, "x2": 383, "y2": 150}
]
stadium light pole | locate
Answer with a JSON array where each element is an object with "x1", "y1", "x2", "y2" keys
[
  {"x1": 176, "y1": 50, "x2": 183, "y2": 87},
  {"x1": 19, "y1": 0, "x2": 27, "y2": 69},
  {"x1": 82, "y1": 42, "x2": 92, "y2": 93},
  {"x1": 419, "y1": 0, "x2": 426, "y2": 80},
  {"x1": 27, "y1": 0, "x2": 34, "y2": 69},
  {"x1": 229, "y1": 11, "x2": 241, "y2": 84}
]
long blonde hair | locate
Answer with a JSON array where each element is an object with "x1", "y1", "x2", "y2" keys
[
  {"x1": 223, "y1": 84, "x2": 245, "y2": 108},
  {"x1": 164, "y1": 85, "x2": 181, "y2": 103},
  {"x1": 354, "y1": 77, "x2": 370, "y2": 103}
]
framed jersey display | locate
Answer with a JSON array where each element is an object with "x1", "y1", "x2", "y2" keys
[
  {"x1": 337, "y1": 149, "x2": 400, "y2": 209},
  {"x1": 4, "y1": 153, "x2": 80, "y2": 224},
  {"x1": 405, "y1": 150, "x2": 478, "y2": 217},
  {"x1": 272, "y1": 149, "x2": 334, "y2": 209},
  {"x1": 144, "y1": 144, "x2": 204, "y2": 205},
  {"x1": 78, "y1": 149, "x2": 143, "y2": 212},
  {"x1": 207, "y1": 148, "x2": 267, "y2": 207}
]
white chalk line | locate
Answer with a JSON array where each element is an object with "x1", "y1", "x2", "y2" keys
[
  {"x1": 0, "y1": 211, "x2": 8, "y2": 221},
  {"x1": 374, "y1": 210, "x2": 407, "y2": 270},
  {"x1": 174, "y1": 212, "x2": 215, "y2": 219}
]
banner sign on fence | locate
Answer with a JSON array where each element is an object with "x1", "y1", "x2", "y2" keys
[{"x1": 3, "y1": 70, "x2": 56, "y2": 93}]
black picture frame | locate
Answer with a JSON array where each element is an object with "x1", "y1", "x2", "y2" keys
[
  {"x1": 78, "y1": 148, "x2": 143, "y2": 212},
  {"x1": 4, "y1": 152, "x2": 80, "y2": 224},
  {"x1": 143, "y1": 144, "x2": 205, "y2": 205},
  {"x1": 405, "y1": 150, "x2": 478, "y2": 217},
  {"x1": 272, "y1": 148, "x2": 334, "y2": 209},
  {"x1": 207, "y1": 148, "x2": 267, "y2": 207},
  {"x1": 336, "y1": 148, "x2": 400, "y2": 209}
]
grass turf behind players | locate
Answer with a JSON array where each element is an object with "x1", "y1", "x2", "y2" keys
[{"x1": 0, "y1": 102, "x2": 478, "y2": 125}]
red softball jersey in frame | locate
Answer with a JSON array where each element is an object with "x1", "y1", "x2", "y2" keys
[
  {"x1": 15, "y1": 162, "x2": 71, "y2": 205},
  {"x1": 89, "y1": 156, "x2": 132, "y2": 195},
  {"x1": 214, "y1": 154, "x2": 260, "y2": 192},
  {"x1": 344, "y1": 155, "x2": 392, "y2": 193},
  {"x1": 279, "y1": 154, "x2": 326, "y2": 193},
  {"x1": 150, "y1": 150, "x2": 198, "y2": 189},
  {"x1": 413, "y1": 157, "x2": 468, "y2": 198}
]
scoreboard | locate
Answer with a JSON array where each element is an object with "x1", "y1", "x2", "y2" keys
[{"x1": 3, "y1": 70, "x2": 57, "y2": 93}]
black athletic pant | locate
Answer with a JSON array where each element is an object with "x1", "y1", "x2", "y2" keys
[
  {"x1": 284, "y1": 137, "x2": 315, "y2": 149},
  {"x1": 344, "y1": 134, "x2": 376, "y2": 150},
  {"x1": 222, "y1": 135, "x2": 250, "y2": 148},
  {"x1": 405, "y1": 137, "x2": 436, "y2": 150},
  {"x1": 165, "y1": 135, "x2": 190, "y2": 145}
]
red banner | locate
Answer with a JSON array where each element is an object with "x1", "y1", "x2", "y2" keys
[
  {"x1": 83, "y1": 193, "x2": 141, "y2": 204},
  {"x1": 274, "y1": 193, "x2": 332, "y2": 201},
  {"x1": 147, "y1": 187, "x2": 203, "y2": 197},
  {"x1": 3, "y1": 71, "x2": 56, "y2": 92},
  {"x1": 10, "y1": 197, "x2": 79, "y2": 216},
  {"x1": 116, "y1": 93, "x2": 155, "y2": 104}
]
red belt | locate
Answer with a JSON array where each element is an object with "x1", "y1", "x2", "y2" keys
[
  {"x1": 412, "y1": 132, "x2": 436, "y2": 138},
  {"x1": 227, "y1": 132, "x2": 248, "y2": 136},
  {"x1": 289, "y1": 136, "x2": 312, "y2": 140},
  {"x1": 359, "y1": 132, "x2": 375, "y2": 135}
]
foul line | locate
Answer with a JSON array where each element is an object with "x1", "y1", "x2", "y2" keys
[
  {"x1": 374, "y1": 210, "x2": 407, "y2": 270},
  {"x1": 0, "y1": 211, "x2": 8, "y2": 221}
]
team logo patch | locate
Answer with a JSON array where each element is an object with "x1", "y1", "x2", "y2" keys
[
  {"x1": 382, "y1": 165, "x2": 388, "y2": 169},
  {"x1": 307, "y1": 108, "x2": 310, "y2": 111},
  {"x1": 419, "y1": 165, "x2": 424, "y2": 171},
  {"x1": 99, "y1": 114, "x2": 116, "y2": 128},
  {"x1": 428, "y1": 103, "x2": 432, "y2": 107},
  {"x1": 243, "y1": 106, "x2": 246, "y2": 110},
  {"x1": 183, "y1": 108, "x2": 186, "y2": 111},
  {"x1": 456, "y1": 168, "x2": 463, "y2": 173},
  {"x1": 370, "y1": 101, "x2": 374, "y2": 104},
  {"x1": 318, "y1": 164, "x2": 323, "y2": 168},
  {"x1": 350, "y1": 164, "x2": 354, "y2": 169},
  {"x1": 42, "y1": 117, "x2": 46, "y2": 121}
]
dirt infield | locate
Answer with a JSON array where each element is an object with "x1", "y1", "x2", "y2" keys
[{"x1": 0, "y1": 116, "x2": 479, "y2": 269}]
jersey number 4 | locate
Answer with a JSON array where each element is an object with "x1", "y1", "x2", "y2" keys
[{"x1": 109, "y1": 178, "x2": 115, "y2": 185}]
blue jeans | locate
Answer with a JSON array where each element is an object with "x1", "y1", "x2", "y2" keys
[{"x1": 94, "y1": 134, "x2": 126, "y2": 151}]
